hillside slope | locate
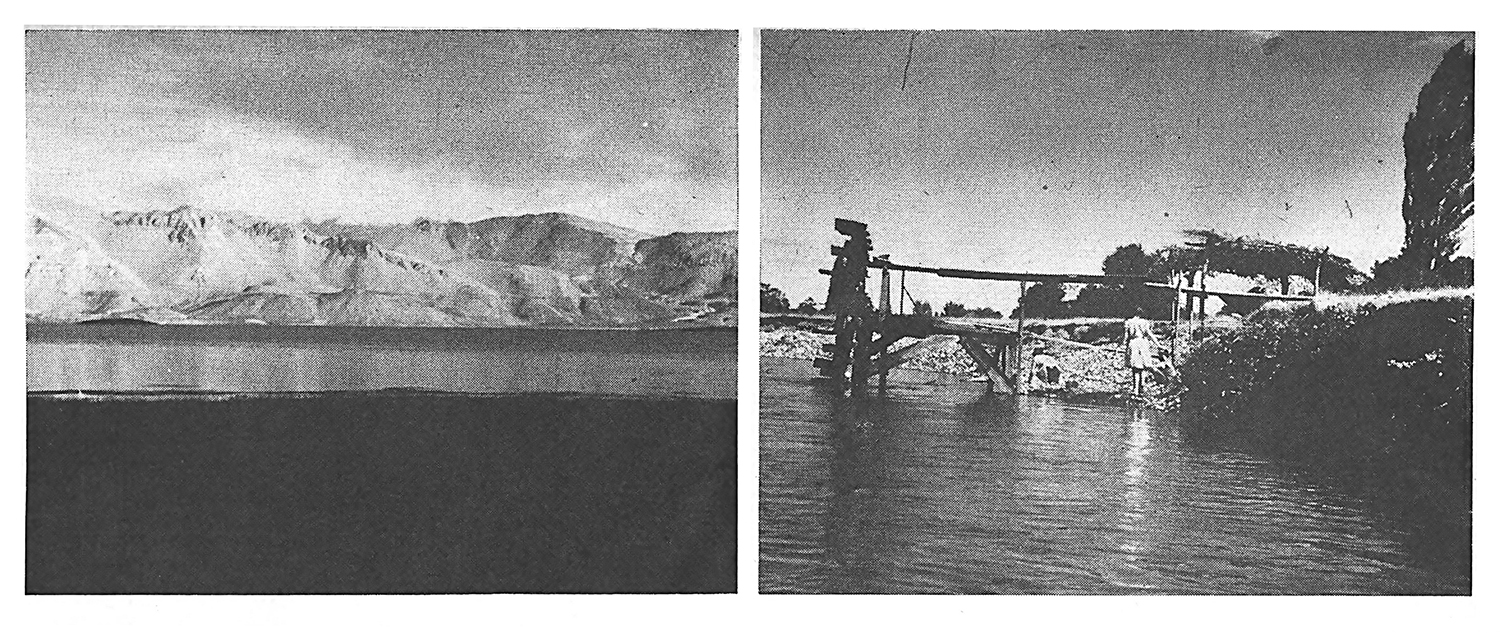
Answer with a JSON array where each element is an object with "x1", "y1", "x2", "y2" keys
[
  {"x1": 26, "y1": 206, "x2": 737, "y2": 327},
  {"x1": 26, "y1": 214, "x2": 158, "y2": 317},
  {"x1": 624, "y1": 231, "x2": 738, "y2": 302}
]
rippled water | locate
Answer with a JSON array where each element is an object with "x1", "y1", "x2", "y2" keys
[
  {"x1": 27, "y1": 324, "x2": 736, "y2": 399},
  {"x1": 759, "y1": 357, "x2": 1467, "y2": 594}
]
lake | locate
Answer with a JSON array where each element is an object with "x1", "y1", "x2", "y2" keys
[
  {"x1": 27, "y1": 323, "x2": 735, "y2": 399},
  {"x1": 26, "y1": 324, "x2": 737, "y2": 593},
  {"x1": 759, "y1": 357, "x2": 1469, "y2": 594},
  {"x1": 29, "y1": 393, "x2": 736, "y2": 593}
]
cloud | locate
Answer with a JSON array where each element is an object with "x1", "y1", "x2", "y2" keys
[
  {"x1": 25, "y1": 30, "x2": 737, "y2": 233},
  {"x1": 1407, "y1": 32, "x2": 1473, "y2": 50}
]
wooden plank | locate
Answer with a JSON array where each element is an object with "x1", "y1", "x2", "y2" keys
[
  {"x1": 1143, "y1": 282, "x2": 1314, "y2": 301},
  {"x1": 855, "y1": 335, "x2": 956, "y2": 379},
  {"x1": 870, "y1": 259, "x2": 1151, "y2": 285},
  {"x1": 926, "y1": 318, "x2": 1018, "y2": 340},
  {"x1": 959, "y1": 337, "x2": 1014, "y2": 393}
]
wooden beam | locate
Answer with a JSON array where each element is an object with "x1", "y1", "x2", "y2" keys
[
  {"x1": 855, "y1": 335, "x2": 957, "y2": 380},
  {"x1": 959, "y1": 337, "x2": 1014, "y2": 393},
  {"x1": 926, "y1": 319, "x2": 1016, "y2": 342},
  {"x1": 869, "y1": 259, "x2": 1151, "y2": 285},
  {"x1": 1143, "y1": 282, "x2": 1314, "y2": 301}
]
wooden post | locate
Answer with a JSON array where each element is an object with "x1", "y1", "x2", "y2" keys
[
  {"x1": 1169, "y1": 272, "x2": 1178, "y2": 364},
  {"x1": 996, "y1": 342, "x2": 1005, "y2": 394},
  {"x1": 878, "y1": 261, "x2": 891, "y2": 391},
  {"x1": 878, "y1": 261, "x2": 892, "y2": 316},
  {"x1": 1314, "y1": 248, "x2": 1327, "y2": 296},
  {"x1": 851, "y1": 315, "x2": 874, "y2": 391},
  {"x1": 899, "y1": 269, "x2": 907, "y2": 315},
  {"x1": 1016, "y1": 281, "x2": 1027, "y2": 394},
  {"x1": 1195, "y1": 263, "x2": 1208, "y2": 337}
]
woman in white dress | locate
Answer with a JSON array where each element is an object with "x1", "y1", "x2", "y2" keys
[{"x1": 1123, "y1": 308, "x2": 1156, "y2": 398}]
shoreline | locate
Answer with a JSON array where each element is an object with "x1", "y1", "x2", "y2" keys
[
  {"x1": 30, "y1": 326, "x2": 738, "y2": 400},
  {"x1": 760, "y1": 320, "x2": 1191, "y2": 407},
  {"x1": 27, "y1": 389, "x2": 737, "y2": 404}
]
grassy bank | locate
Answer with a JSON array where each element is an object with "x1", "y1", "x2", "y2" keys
[{"x1": 1177, "y1": 290, "x2": 1472, "y2": 575}]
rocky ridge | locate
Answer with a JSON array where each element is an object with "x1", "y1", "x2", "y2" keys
[{"x1": 27, "y1": 206, "x2": 737, "y2": 327}]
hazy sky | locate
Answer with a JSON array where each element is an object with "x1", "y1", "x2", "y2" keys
[
  {"x1": 26, "y1": 30, "x2": 737, "y2": 234},
  {"x1": 762, "y1": 30, "x2": 1473, "y2": 311}
]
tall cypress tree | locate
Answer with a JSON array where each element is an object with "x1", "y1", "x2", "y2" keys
[{"x1": 1398, "y1": 41, "x2": 1474, "y2": 279}]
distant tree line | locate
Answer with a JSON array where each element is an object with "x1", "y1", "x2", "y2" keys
[{"x1": 759, "y1": 282, "x2": 829, "y2": 315}]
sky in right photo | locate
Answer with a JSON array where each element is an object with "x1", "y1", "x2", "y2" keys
[{"x1": 762, "y1": 30, "x2": 1471, "y2": 312}]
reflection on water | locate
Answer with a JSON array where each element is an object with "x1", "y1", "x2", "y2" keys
[
  {"x1": 27, "y1": 325, "x2": 735, "y2": 399},
  {"x1": 759, "y1": 357, "x2": 1467, "y2": 594}
]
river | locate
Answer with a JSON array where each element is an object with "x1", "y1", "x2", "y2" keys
[{"x1": 759, "y1": 357, "x2": 1468, "y2": 594}]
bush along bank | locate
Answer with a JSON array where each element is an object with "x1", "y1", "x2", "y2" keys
[{"x1": 1177, "y1": 295, "x2": 1472, "y2": 574}]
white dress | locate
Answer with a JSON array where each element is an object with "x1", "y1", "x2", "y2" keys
[{"x1": 1124, "y1": 317, "x2": 1154, "y2": 370}]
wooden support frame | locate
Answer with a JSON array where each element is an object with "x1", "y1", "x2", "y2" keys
[
  {"x1": 855, "y1": 335, "x2": 957, "y2": 381},
  {"x1": 959, "y1": 337, "x2": 1015, "y2": 393},
  {"x1": 818, "y1": 218, "x2": 1158, "y2": 396}
]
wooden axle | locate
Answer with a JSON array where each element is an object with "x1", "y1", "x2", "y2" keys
[{"x1": 870, "y1": 260, "x2": 1152, "y2": 285}]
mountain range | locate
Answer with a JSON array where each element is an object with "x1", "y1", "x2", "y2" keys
[{"x1": 26, "y1": 206, "x2": 737, "y2": 328}]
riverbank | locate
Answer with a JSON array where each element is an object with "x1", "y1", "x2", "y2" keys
[
  {"x1": 1177, "y1": 290, "x2": 1472, "y2": 579},
  {"x1": 760, "y1": 316, "x2": 1210, "y2": 406}
]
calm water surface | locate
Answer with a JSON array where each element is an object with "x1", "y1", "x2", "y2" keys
[
  {"x1": 759, "y1": 357, "x2": 1467, "y2": 594},
  {"x1": 28, "y1": 324, "x2": 735, "y2": 399}
]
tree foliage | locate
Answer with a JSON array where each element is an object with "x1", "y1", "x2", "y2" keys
[
  {"x1": 1376, "y1": 41, "x2": 1475, "y2": 289},
  {"x1": 1010, "y1": 283, "x2": 1070, "y2": 319},
  {"x1": 759, "y1": 283, "x2": 791, "y2": 313}
]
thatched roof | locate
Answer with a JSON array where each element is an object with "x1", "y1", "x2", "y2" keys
[{"x1": 1162, "y1": 229, "x2": 1367, "y2": 291}]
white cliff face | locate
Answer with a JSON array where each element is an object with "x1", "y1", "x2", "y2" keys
[
  {"x1": 26, "y1": 205, "x2": 737, "y2": 326},
  {"x1": 26, "y1": 213, "x2": 158, "y2": 318},
  {"x1": 98, "y1": 208, "x2": 320, "y2": 304}
]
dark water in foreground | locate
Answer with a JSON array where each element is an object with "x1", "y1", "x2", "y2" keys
[
  {"x1": 27, "y1": 324, "x2": 735, "y2": 399},
  {"x1": 27, "y1": 326, "x2": 737, "y2": 592},
  {"x1": 29, "y1": 393, "x2": 735, "y2": 593},
  {"x1": 759, "y1": 357, "x2": 1468, "y2": 594}
]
